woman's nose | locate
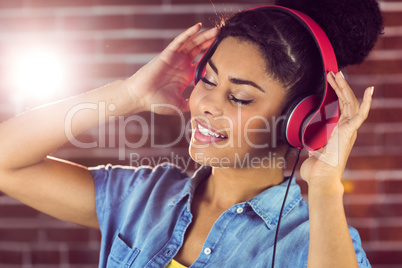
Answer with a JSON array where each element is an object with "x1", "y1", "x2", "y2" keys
[{"x1": 199, "y1": 91, "x2": 224, "y2": 117}]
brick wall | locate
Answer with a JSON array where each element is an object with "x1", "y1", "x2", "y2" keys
[{"x1": 0, "y1": 0, "x2": 400, "y2": 267}]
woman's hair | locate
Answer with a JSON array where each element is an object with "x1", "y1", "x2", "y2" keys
[{"x1": 214, "y1": 0, "x2": 384, "y2": 110}]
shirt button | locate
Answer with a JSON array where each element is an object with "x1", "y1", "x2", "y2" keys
[
  {"x1": 236, "y1": 207, "x2": 244, "y2": 214},
  {"x1": 204, "y1": 248, "x2": 212, "y2": 255}
]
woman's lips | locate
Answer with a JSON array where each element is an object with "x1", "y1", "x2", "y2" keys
[{"x1": 193, "y1": 120, "x2": 228, "y2": 144}]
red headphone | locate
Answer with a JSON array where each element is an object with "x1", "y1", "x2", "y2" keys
[{"x1": 194, "y1": 5, "x2": 339, "y2": 151}]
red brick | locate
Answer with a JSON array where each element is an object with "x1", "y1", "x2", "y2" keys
[
  {"x1": 364, "y1": 108, "x2": 402, "y2": 123},
  {"x1": 382, "y1": 84, "x2": 402, "y2": 98},
  {"x1": 89, "y1": 229, "x2": 102, "y2": 242},
  {"x1": 72, "y1": 63, "x2": 128, "y2": 79},
  {"x1": 128, "y1": 14, "x2": 197, "y2": 29},
  {"x1": 378, "y1": 226, "x2": 402, "y2": 241},
  {"x1": 383, "y1": 12, "x2": 402, "y2": 27},
  {"x1": 354, "y1": 226, "x2": 374, "y2": 242},
  {"x1": 344, "y1": 83, "x2": 402, "y2": 100},
  {"x1": 49, "y1": 39, "x2": 98, "y2": 55},
  {"x1": 46, "y1": 228, "x2": 91, "y2": 242},
  {"x1": 375, "y1": 36, "x2": 402, "y2": 50},
  {"x1": 384, "y1": 132, "x2": 402, "y2": 148},
  {"x1": 367, "y1": 250, "x2": 402, "y2": 265},
  {"x1": 342, "y1": 179, "x2": 379, "y2": 195},
  {"x1": 0, "y1": 0, "x2": 25, "y2": 8},
  {"x1": 29, "y1": 0, "x2": 97, "y2": 7},
  {"x1": 348, "y1": 155, "x2": 402, "y2": 170},
  {"x1": 0, "y1": 204, "x2": 40, "y2": 218},
  {"x1": 0, "y1": 229, "x2": 38, "y2": 241},
  {"x1": 345, "y1": 203, "x2": 378, "y2": 218},
  {"x1": 61, "y1": 13, "x2": 199, "y2": 31},
  {"x1": 62, "y1": 15, "x2": 126, "y2": 31},
  {"x1": 0, "y1": 17, "x2": 57, "y2": 32},
  {"x1": 31, "y1": 250, "x2": 60, "y2": 264},
  {"x1": 347, "y1": 203, "x2": 402, "y2": 218},
  {"x1": 345, "y1": 59, "x2": 402, "y2": 75},
  {"x1": 68, "y1": 248, "x2": 99, "y2": 264},
  {"x1": 383, "y1": 179, "x2": 402, "y2": 194},
  {"x1": 0, "y1": 250, "x2": 23, "y2": 264},
  {"x1": 377, "y1": 203, "x2": 402, "y2": 218},
  {"x1": 102, "y1": 39, "x2": 166, "y2": 54},
  {"x1": 354, "y1": 132, "x2": 381, "y2": 147},
  {"x1": 99, "y1": 0, "x2": 162, "y2": 5}
]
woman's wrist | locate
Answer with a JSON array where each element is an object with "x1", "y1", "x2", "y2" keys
[
  {"x1": 98, "y1": 79, "x2": 146, "y2": 116},
  {"x1": 307, "y1": 177, "x2": 344, "y2": 198}
]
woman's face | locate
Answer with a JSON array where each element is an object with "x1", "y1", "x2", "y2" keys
[{"x1": 189, "y1": 37, "x2": 288, "y2": 168}]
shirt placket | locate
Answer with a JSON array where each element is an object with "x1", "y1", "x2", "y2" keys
[
  {"x1": 145, "y1": 199, "x2": 193, "y2": 268},
  {"x1": 190, "y1": 204, "x2": 245, "y2": 268}
]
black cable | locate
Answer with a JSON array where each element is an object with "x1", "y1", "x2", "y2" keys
[{"x1": 271, "y1": 148, "x2": 301, "y2": 268}]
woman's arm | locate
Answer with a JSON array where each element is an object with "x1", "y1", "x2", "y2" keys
[
  {"x1": 300, "y1": 71, "x2": 373, "y2": 267},
  {"x1": 0, "y1": 23, "x2": 218, "y2": 229}
]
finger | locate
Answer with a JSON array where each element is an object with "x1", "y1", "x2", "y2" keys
[
  {"x1": 334, "y1": 72, "x2": 360, "y2": 111},
  {"x1": 180, "y1": 27, "x2": 219, "y2": 55},
  {"x1": 328, "y1": 72, "x2": 360, "y2": 120},
  {"x1": 327, "y1": 72, "x2": 349, "y2": 120},
  {"x1": 167, "y1": 22, "x2": 203, "y2": 51},
  {"x1": 348, "y1": 86, "x2": 373, "y2": 129},
  {"x1": 189, "y1": 37, "x2": 216, "y2": 60}
]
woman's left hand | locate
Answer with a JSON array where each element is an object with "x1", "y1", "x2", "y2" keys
[{"x1": 300, "y1": 71, "x2": 373, "y2": 193}]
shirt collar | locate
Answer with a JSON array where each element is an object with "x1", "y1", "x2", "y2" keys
[
  {"x1": 172, "y1": 165, "x2": 303, "y2": 230},
  {"x1": 247, "y1": 178, "x2": 303, "y2": 230},
  {"x1": 170, "y1": 165, "x2": 212, "y2": 208}
]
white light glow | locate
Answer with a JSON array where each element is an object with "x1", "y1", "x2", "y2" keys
[{"x1": 12, "y1": 49, "x2": 65, "y2": 101}]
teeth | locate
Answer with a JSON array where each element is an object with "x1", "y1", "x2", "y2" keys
[{"x1": 198, "y1": 124, "x2": 225, "y2": 139}]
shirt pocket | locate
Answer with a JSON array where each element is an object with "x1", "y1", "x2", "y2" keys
[{"x1": 107, "y1": 233, "x2": 140, "y2": 267}]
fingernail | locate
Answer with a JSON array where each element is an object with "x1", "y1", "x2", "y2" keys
[
  {"x1": 370, "y1": 86, "x2": 374, "y2": 96},
  {"x1": 339, "y1": 71, "x2": 345, "y2": 79},
  {"x1": 330, "y1": 71, "x2": 336, "y2": 79}
]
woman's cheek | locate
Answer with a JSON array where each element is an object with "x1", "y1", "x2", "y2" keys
[
  {"x1": 241, "y1": 117, "x2": 273, "y2": 149},
  {"x1": 189, "y1": 84, "x2": 206, "y2": 113}
]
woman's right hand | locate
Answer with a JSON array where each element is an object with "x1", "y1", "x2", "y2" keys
[{"x1": 125, "y1": 23, "x2": 219, "y2": 115}]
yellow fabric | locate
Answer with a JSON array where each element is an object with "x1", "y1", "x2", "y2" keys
[{"x1": 165, "y1": 259, "x2": 188, "y2": 268}]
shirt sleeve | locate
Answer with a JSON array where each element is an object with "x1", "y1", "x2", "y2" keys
[
  {"x1": 349, "y1": 226, "x2": 372, "y2": 268},
  {"x1": 89, "y1": 164, "x2": 154, "y2": 225}
]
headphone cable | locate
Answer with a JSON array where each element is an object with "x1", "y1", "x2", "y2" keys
[{"x1": 271, "y1": 148, "x2": 301, "y2": 268}]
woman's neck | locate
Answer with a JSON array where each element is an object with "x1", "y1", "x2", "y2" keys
[{"x1": 200, "y1": 165, "x2": 285, "y2": 210}]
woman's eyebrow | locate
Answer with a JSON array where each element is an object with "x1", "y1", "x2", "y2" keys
[
  {"x1": 207, "y1": 59, "x2": 219, "y2": 75},
  {"x1": 229, "y1": 78, "x2": 265, "y2": 93},
  {"x1": 207, "y1": 59, "x2": 265, "y2": 93}
]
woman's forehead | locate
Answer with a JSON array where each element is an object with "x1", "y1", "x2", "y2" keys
[
  {"x1": 212, "y1": 38, "x2": 267, "y2": 75},
  {"x1": 211, "y1": 37, "x2": 285, "y2": 92}
]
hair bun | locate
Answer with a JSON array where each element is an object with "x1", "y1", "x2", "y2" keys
[{"x1": 274, "y1": 0, "x2": 384, "y2": 69}]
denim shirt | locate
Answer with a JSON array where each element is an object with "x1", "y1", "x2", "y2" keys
[{"x1": 90, "y1": 163, "x2": 371, "y2": 268}]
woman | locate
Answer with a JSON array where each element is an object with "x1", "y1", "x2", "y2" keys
[{"x1": 0, "y1": 0, "x2": 383, "y2": 267}]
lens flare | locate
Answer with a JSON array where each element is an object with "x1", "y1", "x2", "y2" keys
[{"x1": 12, "y1": 49, "x2": 65, "y2": 101}]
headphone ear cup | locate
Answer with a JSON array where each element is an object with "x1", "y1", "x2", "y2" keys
[
  {"x1": 281, "y1": 98, "x2": 305, "y2": 147},
  {"x1": 281, "y1": 95, "x2": 321, "y2": 149}
]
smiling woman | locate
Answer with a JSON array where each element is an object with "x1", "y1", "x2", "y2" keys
[{"x1": 0, "y1": 0, "x2": 383, "y2": 267}]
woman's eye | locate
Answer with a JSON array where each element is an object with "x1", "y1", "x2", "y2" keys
[
  {"x1": 229, "y1": 95, "x2": 253, "y2": 105},
  {"x1": 200, "y1": 77, "x2": 216, "y2": 86}
]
